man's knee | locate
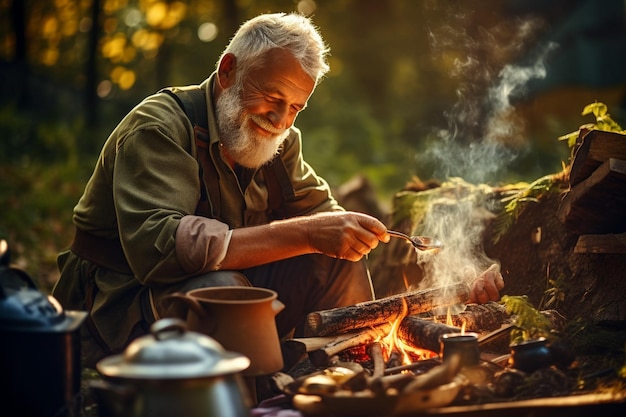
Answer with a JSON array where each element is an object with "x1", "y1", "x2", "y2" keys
[
  {"x1": 175, "y1": 270, "x2": 252, "y2": 292},
  {"x1": 151, "y1": 271, "x2": 252, "y2": 319}
]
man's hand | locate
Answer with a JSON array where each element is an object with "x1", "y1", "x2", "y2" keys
[
  {"x1": 468, "y1": 263, "x2": 505, "y2": 304},
  {"x1": 306, "y1": 212, "x2": 389, "y2": 261}
]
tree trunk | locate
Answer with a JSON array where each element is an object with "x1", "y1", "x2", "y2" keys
[{"x1": 10, "y1": 0, "x2": 28, "y2": 109}]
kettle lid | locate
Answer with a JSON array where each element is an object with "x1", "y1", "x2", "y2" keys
[{"x1": 97, "y1": 318, "x2": 250, "y2": 380}]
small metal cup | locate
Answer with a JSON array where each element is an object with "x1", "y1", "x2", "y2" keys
[{"x1": 439, "y1": 332, "x2": 480, "y2": 367}]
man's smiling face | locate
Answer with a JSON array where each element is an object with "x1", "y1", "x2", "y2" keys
[{"x1": 215, "y1": 48, "x2": 316, "y2": 169}]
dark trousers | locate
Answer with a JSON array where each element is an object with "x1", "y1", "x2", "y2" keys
[{"x1": 150, "y1": 254, "x2": 374, "y2": 339}]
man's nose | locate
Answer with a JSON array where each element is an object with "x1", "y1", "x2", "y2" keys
[{"x1": 268, "y1": 103, "x2": 293, "y2": 129}]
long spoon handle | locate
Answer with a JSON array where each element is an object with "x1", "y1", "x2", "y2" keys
[
  {"x1": 386, "y1": 230, "x2": 416, "y2": 246},
  {"x1": 386, "y1": 230, "x2": 443, "y2": 252}
]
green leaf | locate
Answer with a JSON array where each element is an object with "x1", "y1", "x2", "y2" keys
[
  {"x1": 500, "y1": 295, "x2": 553, "y2": 343},
  {"x1": 582, "y1": 102, "x2": 607, "y2": 118}
]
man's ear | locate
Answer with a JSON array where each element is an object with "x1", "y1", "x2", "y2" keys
[{"x1": 217, "y1": 53, "x2": 237, "y2": 89}]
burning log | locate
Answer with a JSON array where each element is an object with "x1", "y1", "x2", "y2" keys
[
  {"x1": 306, "y1": 283, "x2": 471, "y2": 336},
  {"x1": 429, "y1": 301, "x2": 510, "y2": 332},
  {"x1": 308, "y1": 324, "x2": 392, "y2": 366},
  {"x1": 397, "y1": 316, "x2": 461, "y2": 354}
]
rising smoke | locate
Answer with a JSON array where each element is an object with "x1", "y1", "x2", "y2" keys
[
  {"x1": 413, "y1": 15, "x2": 557, "y2": 292},
  {"x1": 421, "y1": 18, "x2": 556, "y2": 184}
]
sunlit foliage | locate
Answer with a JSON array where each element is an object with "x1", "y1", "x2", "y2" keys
[
  {"x1": 1, "y1": 0, "x2": 626, "y2": 285},
  {"x1": 558, "y1": 102, "x2": 626, "y2": 148}
]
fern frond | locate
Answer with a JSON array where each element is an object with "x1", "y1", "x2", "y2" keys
[{"x1": 501, "y1": 295, "x2": 553, "y2": 343}]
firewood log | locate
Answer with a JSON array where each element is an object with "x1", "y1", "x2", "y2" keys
[
  {"x1": 282, "y1": 334, "x2": 356, "y2": 370},
  {"x1": 428, "y1": 301, "x2": 510, "y2": 332},
  {"x1": 569, "y1": 130, "x2": 626, "y2": 186},
  {"x1": 306, "y1": 283, "x2": 471, "y2": 336},
  {"x1": 366, "y1": 342, "x2": 385, "y2": 378},
  {"x1": 397, "y1": 316, "x2": 461, "y2": 353},
  {"x1": 308, "y1": 324, "x2": 392, "y2": 366}
]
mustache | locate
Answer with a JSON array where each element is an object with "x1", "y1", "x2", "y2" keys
[{"x1": 249, "y1": 114, "x2": 286, "y2": 135}]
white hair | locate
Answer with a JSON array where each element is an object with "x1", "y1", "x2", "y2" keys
[{"x1": 218, "y1": 13, "x2": 330, "y2": 85}]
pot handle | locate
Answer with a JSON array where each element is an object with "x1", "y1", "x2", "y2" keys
[
  {"x1": 162, "y1": 293, "x2": 218, "y2": 336},
  {"x1": 163, "y1": 292, "x2": 207, "y2": 317}
]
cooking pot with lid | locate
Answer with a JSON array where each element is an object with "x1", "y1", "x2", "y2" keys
[
  {"x1": 0, "y1": 239, "x2": 87, "y2": 417},
  {"x1": 91, "y1": 317, "x2": 252, "y2": 417}
]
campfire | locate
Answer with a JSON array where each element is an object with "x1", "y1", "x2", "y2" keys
[
  {"x1": 276, "y1": 126, "x2": 626, "y2": 415},
  {"x1": 270, "y1": 283, "x2": 624, "y2": 416}
]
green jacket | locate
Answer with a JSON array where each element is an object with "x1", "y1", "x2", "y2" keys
[{"x1": 53, "y1": 73, "x2": 340, "y2": 352}]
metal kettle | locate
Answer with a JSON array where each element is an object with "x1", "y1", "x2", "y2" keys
[
  {"x1": 0, "y1": 239, "x2": 87, "y2": 417},
  {"x1": 90, "y1": 318, "x2": 252, "y2": 417}
]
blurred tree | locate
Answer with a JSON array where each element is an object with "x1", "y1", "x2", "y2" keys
[
  {"x1": 85, "y1": 0, "x2": 101, "y2": 126},
  {"x1": 2, "y1": 0, "x2": 626, "y2": 285},
  {"x1": 8, "y1": 0, "x2": 27, "y2": 108},
  {"x1": 0, "y1": 0, "x2": 625, "y2": 188}
]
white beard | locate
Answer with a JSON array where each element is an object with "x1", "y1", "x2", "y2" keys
[{"x1": 215, "y1": 82, "x2": 290, "y2": 169}]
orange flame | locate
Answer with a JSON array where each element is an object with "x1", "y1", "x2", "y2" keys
[
  {"x1": 376, "y1": 297, "x2": 437, "y2": 365},
  {"x1": 444, "y1": 306, "x2": 466, "y2": 334},
  {"x1": 446, "y1": 306, "x2": 452, "y2": 326}
]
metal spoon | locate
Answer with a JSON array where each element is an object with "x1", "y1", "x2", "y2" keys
[{"x1": 386, "y1": 230, "x2": 443, "y2": 252}]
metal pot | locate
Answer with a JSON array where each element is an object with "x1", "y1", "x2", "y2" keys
[
  {"x1": 91, "y1": 318, "x2": 252, "y2": 417},
  {"x1": 0, "y1": 239, "x2": 87, "y2": 417}
]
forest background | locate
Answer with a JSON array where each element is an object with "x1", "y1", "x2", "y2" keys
[{"x1": 1, "y1": 0, "x2": 626, "y2": 292}]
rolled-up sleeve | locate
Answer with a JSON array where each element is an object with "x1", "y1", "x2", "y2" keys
[{"x1": 175, "y1": 215, "x2": 232, "y2": 273}]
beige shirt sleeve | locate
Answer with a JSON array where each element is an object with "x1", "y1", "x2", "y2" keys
[{"x1": 175, "y1": 215, "x2": 233, "y2": 273}]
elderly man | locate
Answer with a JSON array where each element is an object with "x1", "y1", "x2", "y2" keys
[{"x1": 53, "y1": 13, "x2": 503, "y2": 368}]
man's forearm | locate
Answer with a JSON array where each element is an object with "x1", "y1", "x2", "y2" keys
[{"x1": 219, "y1": 217, "x2": 316, "y2": 270}]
